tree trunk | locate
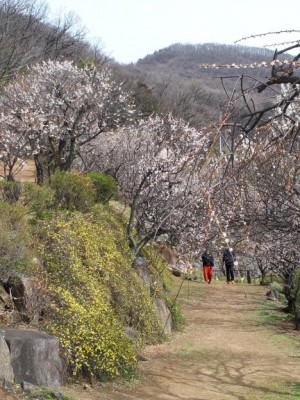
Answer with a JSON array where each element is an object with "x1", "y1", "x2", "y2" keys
[
  {"x1": 260, "y1": 270, "x2": 266, "y2": 285},
  {"x1": 247, "y1": 270, "x2": 251, "y2": 284},
  {"x1": 283, "y1": 286, "x2": 296, "y2": 314},
  {"x1": 61, "y1": 138, "x2": 76, "y2": 171},
  {"x1": 34, "y1": 154, "x2": 45, "y2": 185}
]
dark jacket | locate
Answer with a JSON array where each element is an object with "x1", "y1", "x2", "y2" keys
[
  {"x1": 223, "y1": 249, "x2": 235, "y2": 266},
  {"x1": 201, "y1": 251, "x2": 214, "y2": 267}
]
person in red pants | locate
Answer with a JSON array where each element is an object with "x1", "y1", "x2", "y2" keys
[{"x1": 201, "y1": 249, "x2": 214, "y2": 283}]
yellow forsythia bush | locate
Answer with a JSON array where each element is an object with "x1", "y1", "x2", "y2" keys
[
  {"x1": 90, "y1": 205, "x2": 166, "y2": 344},
  {"x1": 41, "y1": 205, "x2": 165, "y2": 379}
]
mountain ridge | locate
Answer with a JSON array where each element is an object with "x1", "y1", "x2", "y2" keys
[{"x1": 122, "y1": 42, "x2": 279, "y2": 126}]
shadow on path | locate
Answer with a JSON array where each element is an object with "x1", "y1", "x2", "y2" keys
[{"x1": 66, "y1": 280, "x2": 300, "y2": 400}]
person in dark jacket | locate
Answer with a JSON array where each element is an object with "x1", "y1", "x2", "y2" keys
[
  {"x1": 201, "y1": 249, "x2": 214, "y2": 284},
  {"x1": 223, "y1": 247, "x2": 236, "y2": 284}
]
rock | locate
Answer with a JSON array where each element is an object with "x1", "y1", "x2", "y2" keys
[
  {"x1": 5, "y1": 276, "x2": 43, "y2": 324},
  {"x1": 137, "y1": 354, "x2": 148, "y2": 361},
  {"x1": 170, "y1": 267, "x2": 182, "y2": 277},
  {"x1": 132, "y1": 257, "x2": 151, "y2": 293},
  {"x1": 132, "y1": 257, "x2": 173, "y2": 335},
  {"x1": 123, "y1": 326, "x2": 137, "y2": 342},
  {"x1": 3, "y1": 328, "x2": 65, "y2": 388},
  {"x1": 2, "y1": 377, "x2": 14, "y2": 393},
  {"x1": 153, "y1": 298, "x2": 172, "y2": 335},
  {"x1": 21, "y1": 381, "x2": 34, "y2": 393},
  {"x1": 0, "y1": 284, "x2": 11, "y2": 309},
  {"x1": 266, "y1": 288, "x2": 279, "y2": 301},
  {"x1": 6, "y1": 276, "x2": 30, "y2": 313},
  {"x1": 0, "y1": 335, "x2": 14, "y2": 382}
]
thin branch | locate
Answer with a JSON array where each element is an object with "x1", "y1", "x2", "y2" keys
[{"x1": 234, "y1": 30, "x2": 300, "y2": 44}]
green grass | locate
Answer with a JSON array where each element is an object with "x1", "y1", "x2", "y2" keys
[
  {"x1": 257, "y1": 309, "x2": 291, "y2": 325},
  {"x1": 256, "y1": 290, "x2": 290, "y2": 328},
  {"x1": 289, "y1": 382, "x2": 300, "y2": 397},
  {"x1": 257, "y1": 382, "x2": 300, "y2": 399},
  {"x1": 24, "y1": 388, "x2": 74, "y2": 400},
  {"x1": 255, "y1": 301, "x2": 300, "y2": 358}
]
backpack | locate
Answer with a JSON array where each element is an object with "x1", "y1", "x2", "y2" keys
[{"x1": 202, "y1": 252, "x2": 214, "y2": 266}]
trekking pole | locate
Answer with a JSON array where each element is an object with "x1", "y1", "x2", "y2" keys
[
  {"x1": 242, "y1": 280, "x2": 247, "y2": 299},
  {"x1": 173, "y1": 274, "x2": 186, "y2": 303}
]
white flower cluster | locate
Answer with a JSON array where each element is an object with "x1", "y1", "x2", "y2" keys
[{"x1": 199, "y1": 60, "x2": 300, "y2": 70}]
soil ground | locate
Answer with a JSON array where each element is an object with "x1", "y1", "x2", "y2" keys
[
  {"x1": 2, "y1": 278, "x2": 300, "y2": 400},
  {"x1": 65, "y1": 279, "x2": 300, "y2": 400},
  {"x1": 0, "y1": 159, "x2": 36, "y2": 182}
]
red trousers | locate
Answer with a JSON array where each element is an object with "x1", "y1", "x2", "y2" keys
[{"x1": 203, "y1": 266, "x2": 213, "y2": 283}]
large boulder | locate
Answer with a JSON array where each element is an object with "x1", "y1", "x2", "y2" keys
[
  {"x1": 153, "y1": 298, "x2": 172, "y2": 335},
  {"x1": 132, "y1": 257, "x2": 151, "y2": 293},
  {"x1": 3, "y1": 328, "x2": 65, "y2": 388},
  {"x1": 0, "y1": 335, "x2": 14, "y2": 382},
  {"x1": 132, "y1": 257, "x2": 173, "y2": 335}
]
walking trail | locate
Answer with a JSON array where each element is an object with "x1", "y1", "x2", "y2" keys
[{"x1": 65, "y1": 280, "x2": 300, "y2": 399}]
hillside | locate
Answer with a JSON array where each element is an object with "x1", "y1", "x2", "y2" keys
[
  {"x1": 0, "y1": 0, "x2": 106, "y2": 82},
  {"x1": 134, "y1": 43, "x2": 274, "y2": 79},
  {"x1": 122, "y1": 43, "x2": 287, "y2": 127}
]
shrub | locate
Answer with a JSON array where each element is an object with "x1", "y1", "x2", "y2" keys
[
  {"x1": 91, "y1": 205, "x2": 166, "y2": 345},
  {"x1": 270, "y1": 281, "x2": 284, "y2": 293},
  {"x1": 48, "y1": 171, "x2": 95, "y2": 212},
  {"x1": 86, "y1": 172, "x2": 117, "y2": 203},
  {"x1": 0, "y1": 202, "x2": 33, "y2": 281},
  {"x1": 41, "y1": 207, "x2": 165, "y2": 379},
  {"x1": 293, "y1": 270, "x2": 300, "y2": 307},
  {"x1": 21, "y1": 183, "x2": 54, "y2": 219},
  {"x1": 167, "y1": 298, "x2": 185, "y2": 332},
  {"x1": 0, "y1": 181, "x2": 21, "y2": 203}
]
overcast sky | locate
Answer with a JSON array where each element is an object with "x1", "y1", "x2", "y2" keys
[{"x1": 46, "y1": 0, "x2": 300, "y2": 64}]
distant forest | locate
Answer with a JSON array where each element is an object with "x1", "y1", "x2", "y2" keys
[{"x1": 121, "y1": 43, "x2": 282, "y2": 127}]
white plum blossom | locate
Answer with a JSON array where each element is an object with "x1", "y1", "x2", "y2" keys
[
  {"x1": 0, "y1": 60, "x2": 134, "y2": 182},
  {"x1": 81, "y1": 114, "x2": 220, "y2": 256}
]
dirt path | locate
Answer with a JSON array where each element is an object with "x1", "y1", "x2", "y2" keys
[{"x1": 65, "y1": 280, "x2": 300, "y2": 400}]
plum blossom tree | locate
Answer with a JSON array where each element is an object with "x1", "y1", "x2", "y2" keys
[
  {"x1": 208, "y1": 89, "x2": 300, "y2": 312},
  {"x1": 197, "y1": 31, "x2": 300, "y2": 283},
  {"x1": 0, "y1": 60, "x2": 134, "y2": 183},
  {"x1": 81, "y1": 115, "x2": 222, "y2": 256}
]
